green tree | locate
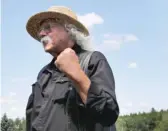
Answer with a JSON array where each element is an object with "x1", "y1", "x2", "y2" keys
[
  {"x1": 21, "y1": 118, "x2": 26, "y2": 131},
  {"x1": 154, "y1": 120, "x2": 168, "y2": 131},
  {"x1": 14, "y1": 118, "x2": 22, "y2": 131},
  {"x1": 1, "y1": 113, "x2": 14, "y2": 131}
]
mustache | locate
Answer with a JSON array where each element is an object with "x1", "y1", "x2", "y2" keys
[{"x1": 40, "y1": 36, "x2": 52, "y2": 44}]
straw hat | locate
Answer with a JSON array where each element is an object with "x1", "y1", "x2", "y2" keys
[{"x1": 26, "y1": 6, "x2": 89, "y2": 41}]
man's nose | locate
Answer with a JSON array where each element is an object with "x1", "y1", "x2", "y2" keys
[{"x1": 39, "y1": 30, "x2": 48, "y2": 38}]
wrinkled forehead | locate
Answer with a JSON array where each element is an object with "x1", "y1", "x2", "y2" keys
[
  {"x1": 39, "y1": 19, "x2": 56, "y2": 27},
  {"x1": 39, "y1": 18, "x2": 65, "y2": 27}
]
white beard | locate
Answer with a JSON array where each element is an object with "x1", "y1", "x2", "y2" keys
[{"x1": 40, "y1": 36, "x2": 53, "y2": 45}]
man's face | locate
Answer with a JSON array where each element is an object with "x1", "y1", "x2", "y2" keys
[{"x1": 38, "y1": 19, "x2": 70, "y2": 54}]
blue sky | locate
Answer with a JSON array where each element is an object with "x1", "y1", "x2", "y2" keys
[{"x1": 1, "y1": 0, "x2": 168, "y2": 118}]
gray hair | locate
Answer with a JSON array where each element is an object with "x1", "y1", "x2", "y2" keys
[{"x1": 64, "y1": 24, "x2": 94, "y2": 51}]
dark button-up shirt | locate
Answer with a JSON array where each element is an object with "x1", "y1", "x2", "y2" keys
[{"x1": 26, "y1": 47, "x2": 119, "y2": 131}]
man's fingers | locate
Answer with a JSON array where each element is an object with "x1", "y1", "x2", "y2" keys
[{"x1": 64, "y1": 48, "x2": 75, "y2": 54}]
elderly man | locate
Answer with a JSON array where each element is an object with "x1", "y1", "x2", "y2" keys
[{"x1": 25, "y1": 6, "x2": 119, "y2": 131}]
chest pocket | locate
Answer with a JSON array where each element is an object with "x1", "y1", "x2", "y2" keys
[
  {"x1": 31, "y1": 81, "x2": 44, "y2": 120},
  {"x1": 51, "y1": 75, "x2": 75, "y2": 104},
  {"x1": 31, "y1": 71, "x2": 52, "y2": 110}
]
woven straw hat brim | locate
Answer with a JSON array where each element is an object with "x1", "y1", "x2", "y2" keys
[{"x1": 26, "y1": 11, "x2": 89, "y2": 41}]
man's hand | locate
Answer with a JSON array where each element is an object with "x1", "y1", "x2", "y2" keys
[
  {"x1": 55, "y1": 48, "x2": 91, "y2": 103},
  {"x1": 55, "y1": 48, "x2": 80, "y2": 78}
]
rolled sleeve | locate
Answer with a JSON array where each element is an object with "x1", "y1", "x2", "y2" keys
[{"x1": 83, "y1": 51, "x2": 119, "y2": 124}]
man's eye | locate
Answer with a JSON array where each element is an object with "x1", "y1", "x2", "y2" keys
[
  {"x1": 45, "y1": 25, "x2": 51, "y2": 30},
  {"x1": 39, "y1": 25, "x2": 51, "y2": 33}
]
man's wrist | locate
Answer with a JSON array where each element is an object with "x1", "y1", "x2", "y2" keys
[
  {"x1": 70, "y1": 68, "x2": 91, "y2": 103},
  {"x1": 71, "y1": 68, "x2": 90, "y2": 85}
]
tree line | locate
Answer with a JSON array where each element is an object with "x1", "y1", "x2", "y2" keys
[
  {"x1": 1, "y1": 108, "x2": 168, "y2": 131},
  {"x1": 116, "y1": 108, "x2": 168, "y2": 131}
]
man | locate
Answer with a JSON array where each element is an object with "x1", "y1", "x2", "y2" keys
[{"x1": 25, "y1": 6, "x2": 119, "y2": 131}]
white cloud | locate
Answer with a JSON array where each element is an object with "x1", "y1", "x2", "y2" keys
[
  {"x1": 103, "y1": 33, "x2": 138, "y2": 42},
  {"x1": 103, "y1": 33, "x2": 111, "y2": 38},
  {"x1": 128, "y1": 62, "x2": 137, "y2": 68},
  {"x1": 139, "y1": 102, "x2": 149, "y2": 108},
  {"x1": 0, "y1": 92, "x2": 17, "y2": 104},
  {"x1": 10, "y1": 107, "x2": 17, "y2": 111},
  {"x1": 103, "y1": 33, "x2": 138, "y2": 44},
  {"x1": 9, "y1": 92, "x2": 17, "y2": 97},
  {"x1": 78, "y1": 12, "x2": 104, "y2": 28},
  {"x1": 0, "y1": 96, "x2": 17, "y2": 104},
  {"x1": 96, "y1": 40, "x2": 121, "y2": 51},
  {"x1": 77, "y1": 14, "x2": 138, "y2": 52},
  {"x1": 1, "y1": 105, "x2": 26, "y2": 119},
  {"x1": 118, "y1": 100, "x2": 153, "y2": 115},
  {"x1": 1, "y1": 96, "x2": 26, "y2": 118},
  {"x1": 123, "y1": 34, "x2": 138, "y2": 42},
  {"x1": 120, "y1": 108, "x2": 130, "y2": 115},
  {"x1": 95, "y1": 33, "x2": 138, "y2": 52},
  {"x1": 1, "y1": 76, "x2": 34, "y2": 118},
  {"x1": 125, "y1": 102, "x2": 133, "y2": 107},
  {"x1": 11, "y1": 77, "x2": 30, "y2": 83}
]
